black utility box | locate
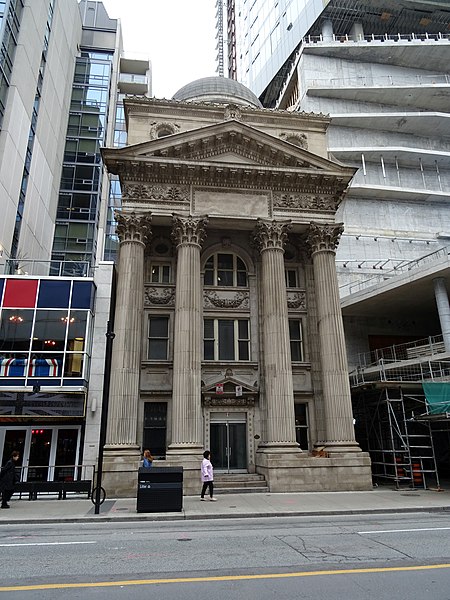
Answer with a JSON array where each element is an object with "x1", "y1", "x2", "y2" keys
[{"x1": 136, "y1": 467, "x2": 183, "y2": 513}]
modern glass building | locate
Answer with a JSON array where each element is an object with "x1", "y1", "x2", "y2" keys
[{"x1": 0, "y1": 1, "x2": 150, "y2": 485}]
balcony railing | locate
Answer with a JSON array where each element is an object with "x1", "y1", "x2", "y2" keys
[
  {"x1": 305, "y1": 32, "x2": 450, "y2": 45},
  {"x1": 3, "y1": 259, "x2": 93, "y2": 277}
]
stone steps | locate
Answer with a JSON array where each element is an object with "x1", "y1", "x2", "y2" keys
[{"x1": 213, "y1": 473, "x2": 269, "y2": 494}]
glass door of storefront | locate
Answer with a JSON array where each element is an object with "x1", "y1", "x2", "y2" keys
[
  {"x1": 0, "y1": 426, "x2": 81, "y2": 482},
  {"x1": 210, "y1": 420, "x2": 247, "y2": 473}
]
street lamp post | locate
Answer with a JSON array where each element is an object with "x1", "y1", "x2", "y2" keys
[{"x1": 93, "y1": 319, "x2": 115, "y2": 515}]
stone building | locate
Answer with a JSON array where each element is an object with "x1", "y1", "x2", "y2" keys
[{"x1": 101, "y1": 77, "x2": 372, "y2": 495}]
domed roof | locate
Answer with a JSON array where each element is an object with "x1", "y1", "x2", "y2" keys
[{"x1": 172, "y1": 76, "x2": 262, "y2": 108}]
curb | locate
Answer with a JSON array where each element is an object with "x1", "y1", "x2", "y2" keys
[{"x1": 1, "y1": 505, "x2": 450, "y2": 526}]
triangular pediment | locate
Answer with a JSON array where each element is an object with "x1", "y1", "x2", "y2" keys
[
  {"x1": 202, "y1": 375, "x2": 258, "y2": 395},
  {"x1": 105, "y1": 119, "x2": 348, "y2": 173}
]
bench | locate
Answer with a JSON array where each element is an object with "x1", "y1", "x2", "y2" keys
[{"x1": 14, "y1": 480, "x2": 92, "y2": 501}]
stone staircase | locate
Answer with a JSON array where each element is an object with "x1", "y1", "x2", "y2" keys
[{"x1": 214, "y1": 473, "x2": 269, "y2": 494}]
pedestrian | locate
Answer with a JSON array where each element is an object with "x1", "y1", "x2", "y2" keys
[
  {"x1": 200, "y1": 450, "x2": 217, "y2": 501},
  {"x1": 142, "y1": 449, "x2": 153, "y2": 468},
  {"x1": 0, "y1": 451, "x2": 20, "y2": 509}
]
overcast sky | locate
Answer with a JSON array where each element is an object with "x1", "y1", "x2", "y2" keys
[{"x1": 101, "y1": 0, "x2": 217, "y2": 98}]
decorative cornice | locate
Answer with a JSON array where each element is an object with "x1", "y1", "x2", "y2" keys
[
  {"x1": 171, "y1": 215, "x2": 208, "y2": 248},
  {"x1": 115, "y1": 212, "x2": 152, "y2": 245},
  {"x1": 204, "y1": 290, "x2": 249, "y2": 309},
  {"x1": 253, "y1": 219, "x2": 292, "y2": 253},
  {"x1": 144, "y1": 286, "x2": 175, "y2": 307},
  {"x1": 273, "y1": 192, "x2": 339, "y2": 212},
  {"x1": 122, "y1": 183, "x2": 189, "y2": 203},
  {"x1": 306, "y1": 222, "x2": 344, "y2": 255}
]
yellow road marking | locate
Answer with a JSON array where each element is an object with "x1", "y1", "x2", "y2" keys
[{"x1": 1, "y1": 563, "x2": 450, "y2": 592}]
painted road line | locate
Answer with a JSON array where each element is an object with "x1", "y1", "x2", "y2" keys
[
  {"x1": 1, "y1": 563, "x2": 450, "y2": 592},
  {"x1": 0, "y1": 541, "x2": 96, "y2": 547},
  {"x1": 358, "y1": 527, "x2": 450, "y2": 534}
]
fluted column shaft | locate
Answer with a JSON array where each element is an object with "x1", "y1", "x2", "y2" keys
[
  {"x1": 170, "y1": 215, "x2": 208, "y2": 449},
  {"x1": 433, "y1": 277, "x2": 450, "y2": 352},
  {"x1": 254, "y1": 220, "x2": 298, "y2": 447},
  {"x1": 307, "y1": 222, "x2": 359, "y2": 451},
  {"x1": 105, "y1": 212, "x2": 151, "y2": 447}
]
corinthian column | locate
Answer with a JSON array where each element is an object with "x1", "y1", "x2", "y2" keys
[
  {"x1": 168, "y1": 215, "x2": 208, "y2": 457},
  {"x1": 254, "y1": 219, "x2": 300, "y2": 452},
  {"x1": 105, "y1": 211, "x2": 151, "y2": 448},
  {"x1": 306, "y1": 222, "x2": 361, "y2": 453}
]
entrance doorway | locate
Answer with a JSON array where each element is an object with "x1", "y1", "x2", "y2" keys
[
  {"x1": 210, "y1": 418, "x2": 247, "y2": 472},
  {"x1": 0, "y1": 426, "x2": 81, "y2": 482}
]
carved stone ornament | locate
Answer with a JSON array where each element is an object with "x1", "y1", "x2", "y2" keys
[
  {"x1": 306, "y1": 222, "x2": 344, "y2": 255},
  {"x1": 224, "y1": 104, "x2": 243, "y2": 121},
  {"x1": 279, "y1": 132, "x2": 308, "y2": 150},
  {"x1": 287, "y1": 291, "x2": 306, "y2": 310},
  {"x1": 204, "y1": 290, "x2": 249, "y2": 309},
  {"x1": 203, "y1": 397, "x2": 255, "y2": 407},
  {"x1": 149, "y1": 121, "x2": 179, "y2": 139},
  {"x1": 115, "y1": 212, "x2": 152, "y2": 245},
  {"x1": 273, "y1": 192, "x2": 339, "y2": 212},
  {"x1": 122, "y1": 183, "x2": 189, "y2": 203},
  {"x1": 253, "y1": 219, "x2": 292, "y2": 253},
  {"x1": 171, "y1": 215, "x2": 208, "y2": 247},
  {"x1": 144, "y1": 286, "x2": 175, "y2": 306}
]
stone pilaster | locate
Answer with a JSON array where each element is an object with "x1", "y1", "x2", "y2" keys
[
  {"x1": 103, "y1": 211, "x2": 151, "y2": 497},
  {"x1": 306, "y1": 222, "x2": 361, "y2": 453},
  {"x1": 253, "y1": 220, "x2": 301, "y2": 490},
  {"x1": 165, "y1": 215, "x2": 208, "y2": 493}
]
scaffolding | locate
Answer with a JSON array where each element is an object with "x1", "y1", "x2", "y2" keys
[{"x1": 353, "y1": 385, "x2": 443, "y2": 489}]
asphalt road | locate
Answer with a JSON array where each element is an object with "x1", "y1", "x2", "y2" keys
[{"x1": 1, "y1": 512, "x2": 450, "y2": 598}]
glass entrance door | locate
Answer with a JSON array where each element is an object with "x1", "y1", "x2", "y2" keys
[{"x1": 210, "y1": 421, "x2": 247, "y2": 472}]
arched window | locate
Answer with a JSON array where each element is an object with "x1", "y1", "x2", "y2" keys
[{"x1": 204, "y1": 253, "x2": 247, "y2": 287}]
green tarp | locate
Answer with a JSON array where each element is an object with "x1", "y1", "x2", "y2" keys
[{"x1": 422, "y1": 382, "x2": 450, "y2": 415}]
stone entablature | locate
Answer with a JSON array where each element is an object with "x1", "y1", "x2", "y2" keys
[
  {"x1": 273, "y1": 192, "x2": 340, "y2": 212},
  {"x1": 122, "y1": 183, "x2": 189, "y2": 204}
]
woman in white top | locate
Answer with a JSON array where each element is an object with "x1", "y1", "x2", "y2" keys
[{"x1": 200, "y1": 450, "x2": 217, "y2": 501}]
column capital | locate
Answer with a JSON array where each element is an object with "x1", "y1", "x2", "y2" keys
[
  {"x1": 253, "y1": 219, "x2": 292, "y2": 253},
  {"x1": 306, "y1": 222, "x2": 344, "y2": 255},
  {"x1": 116, "y1": 211, "x2": 152, "y2": 245},
  {"x1": 171, "y1": 214, "x2": 208, "y2": 248}
]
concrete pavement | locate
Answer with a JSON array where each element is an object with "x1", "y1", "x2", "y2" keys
[{"x1": 1, "y1": 486, "x2": 450, "y2": 524}]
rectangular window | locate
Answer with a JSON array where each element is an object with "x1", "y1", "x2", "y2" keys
[
  {"x1": 148, "y1": 316, "x2": 169, "y2": 360},
  {"x1": 285, "y1": 268, "x2": 298, "y2": 288},
  {"x1": 204, "y1": 319, "x2": 250, "y2": 361},
  {"x1": 295, "y1": 403, "x2": 309, "y2": 450},
  {"x1": 143, "y1": 402, "x2": 167, "y2": 458},
  {"x1": 289, "y1": 319, "x2": 303, "y2": 362},
  {"x1": 150, "y1": 264, "x2": 171, "y2": 284}
]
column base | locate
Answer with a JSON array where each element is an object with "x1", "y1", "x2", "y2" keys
[
  {"x1": 102, "y1": 446, "x2": 141, "y2": 498},
  {"x1": 321, "y1": 440, "x2": 363, "y2": 454},
  {"x1": 255, "y1": 448, "x2": 372, "y2": 492},
  {"x1": 165, "y1": 445, "x2": 204, "y2": 495}
]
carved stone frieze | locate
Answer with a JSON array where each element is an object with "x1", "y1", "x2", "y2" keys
[
  {"x1": 171, "y1": 214, "x2": 208, "y2": 247},
  {"x1": 122, "y1": 183, "x2": 189, "y2": 203},
  {"x1": 253, "y1": 219, "x2": 292, "y2": 253},
  {"x1": 144, "y1": 286, "x2": 175, "y2": 307},
  {"x1": 306, "y1": 222, "x2": 344, "y2": 255},
  {"x1": 273, "y1": 192, "x2": 339, "y2": 212},
  {"x1": 287, "y1": 291, "x2": 306, "y2": 310},
  {"x1": 204, "y1": 289, "x2": 249, "y2": 309},
  {"x1": 115, "y1": 212, "x2": 152, "y2": 245},
  {"x1": 203, "y1": 397, "x2": 256, "y2": 407}
]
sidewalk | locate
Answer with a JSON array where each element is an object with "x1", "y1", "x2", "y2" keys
[{"x1": 1, "y1": 487, "x2": 450, "y2": 524}]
